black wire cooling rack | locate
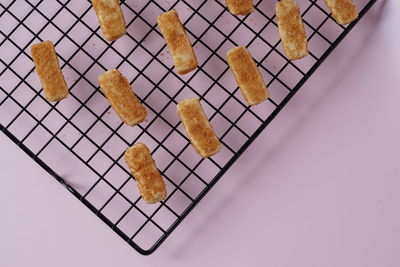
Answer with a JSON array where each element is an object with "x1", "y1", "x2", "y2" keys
[{"x1": 0, "y1": 0, "x2": 377, "y2": 255}]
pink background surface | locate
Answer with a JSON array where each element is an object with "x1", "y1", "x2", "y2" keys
[{"x1": 1, "y1": 0, "x2": 400, "y2": 266}]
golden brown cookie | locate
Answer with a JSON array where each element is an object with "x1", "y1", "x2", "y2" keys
[
  {"x1": 124, "y1": 143, "x2": 167, "y2": 204},
  {"x1": 31, "y1": 41, "x2": 69, "y2": 102},
  {"x1": 177, "y1": 98, "x2": 221, "y2": 158},
  {"x1": 226, "y1": 46, "x2": 269, "y2": 106},
  {"x1": 276, "y1": 0, "x2": 309, "y2": 60},
  {"x1": 98, "y1": 69, "x2": 147, "y2": 126},
  {"x1": 225, "y1": 0, "x2": 254, "y2": 16},
  {"x1": 157, "y1": 9, "x2": 198, "y2": 75},
  {"x1": 324, "y1": 0, "x2": 358, "y2": 25},
  {"x1": 91, "y1": 0, "x2": 126, "y2": 41}
]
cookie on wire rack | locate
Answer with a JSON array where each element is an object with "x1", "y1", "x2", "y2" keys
[
  {"x1": 157, "y1": 9, "x2": 198, "y2": 75},
  {"x1": 31, "y1": 41, "x2": 69, "y2": 102},
  {"x1": 177, "y1": 98, "x2": 221, "y2": 158},
  {"x1": 275, "y1": 0, "x2": 309, "y2": 60},
  {"x1": 226, "y1": 46, "x2": 269, "y2": 106},
  {"x1": 124, "y1": 143, "x2": 167, "y2": 204},
  {"x1": 91, "y1": 0, "x2": 126, "y2": 41},
  {"x1": 226, "y1": 0, "x2": 254, "y2": 16},
  {"x1": 98, "y1": 69, "x2": 147, "y2": 127},
  {"x1": 324, "y1": 0, "x2": 359, "y2": 25}
]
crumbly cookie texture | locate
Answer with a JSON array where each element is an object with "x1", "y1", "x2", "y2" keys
[
  {"x1": 177, "y1": 98, "x2": 221, "y2": 158},
  {"x1": 226, "y1": 46, "x2": 269, "y2": 106},
  {"x1": 324, "y1": 0, "x2": 358, "y2": 25},
  {"x1": 31, "y1": 41, "x2": 69, "y2": 102},
  {"x1": 98, "y1": 69, "x2": 147, "y2": 126},
  {"x1": 124, "y1": 143, "x2": 167, "y2": 204},
  {"x1": 226, "y1": 0, "x2": 254, "y2": 16},
  {"x1": 276, "y1": 0, "x2": 309, "y2": 60},
  {"x1": 157, "y1": 9, "x2": 198, "y2": 75},
  {"x1": 91, "y1": 0, "x2": 126, "y2": 41}
]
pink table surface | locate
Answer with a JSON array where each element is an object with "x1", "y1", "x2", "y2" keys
[{"x1": 1, "y1": 0, "x2": 400, "y2": 266}]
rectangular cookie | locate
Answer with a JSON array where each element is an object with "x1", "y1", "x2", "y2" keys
[
  {"x1": 91, "y1": 0, "x2": 126, "y2": 41},
  {"x1": 275, "y1": 0, "x2": 309, "y2": 60},
  {"x1": 31, "y1": 41, "x2": 69, "y2": 102},
  {"x1": 98, "y1": 69, "x2": 147, "y2": 126},
  {"x1": 324, "y1": 0, "x2": 358, "y2": 25},
  {"x1": 226, "y1": 0, "x2": 254, "y2": 16},
  {"x1": 124, "y1": 143, "x2": 167, "y2": 204},
  {"x1": 177, "y1": 98, "x2": 221, "y2": 158},
  {"x1": 157, "y1": 9, "x2": 198, "y2": 75},
  {"x1": 226, "y1": 46, "x2": 269, "y2": 106}
]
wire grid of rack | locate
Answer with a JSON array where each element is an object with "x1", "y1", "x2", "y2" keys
[{"x1": 0, "y1": 0, "x2": 376, "y2": 255}]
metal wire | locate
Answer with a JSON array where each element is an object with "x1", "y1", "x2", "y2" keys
[{"x1": 0, "y1": 0, "x2": 377, "y2": 255}]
